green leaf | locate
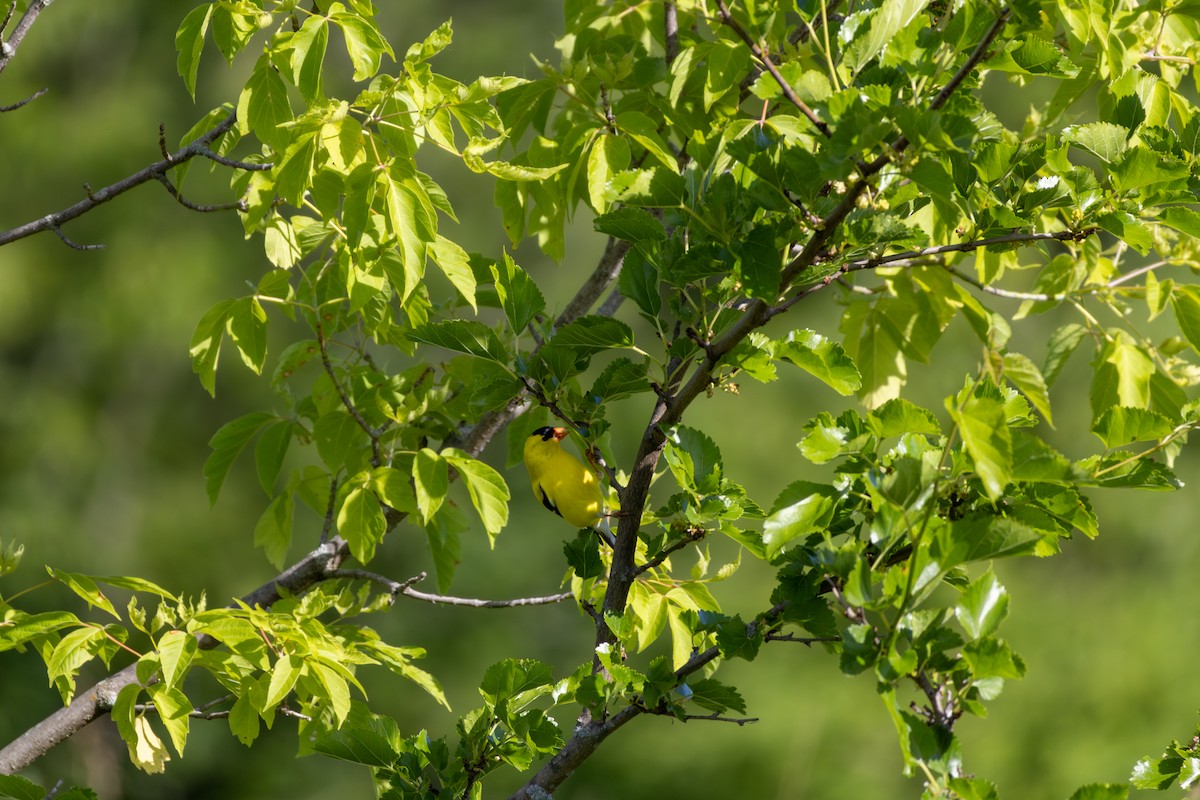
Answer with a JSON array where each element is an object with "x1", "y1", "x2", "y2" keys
[
  {"x1": 442, "y1": 449, "x2": 510, "y2": 543},
  {"x1": 312, "y1": 660, "x2": 353, "y2": 725},
  {"x1": 617, "y1": 248, "x2": 662, "y2": 316},
  {"x1": 371, "y1": 466, "x2": 418, "y2": 516},
  {"x1": 48, "y1": 569, "x2": 120, "y2": 618},
  {"x1": 586, "y1": 132, "x2": 630, "y2": 213},
  {"x1": 763, "y1": 482, "x2": 839, "y2": 558},
  {"x1": 551, "y1": 316, "x2": 635, "y2": 354},
  {"x1": 313, "y1": 712, "x2": 402, "y2": 767},
  {"x1": 1091, "y1": 336, "x2": 1153, "y2": 415},
  {"x1": 313, "y1": 409, "x2": 366, "y2": 472},
  {"x1": 409, "y1": 320, "x2": 507, "y2": 361},
  {"x1": 614, "y1": 111, "x2": 679, "y2": 173},
  {"x1": 949, "y1": 392, "x2": 1012, "y2": 501},
  {"x1": 479, "y1": 658, "x2": 554, "y2": 706},
  {"x1": 1062, "y1": 121, "x2": 1128, "y2": 163},
  {"x1": 564, "y1": 529, "x2": 604, "y2": 579},
  {"x1": 254, "y1": 488, "x2": 294, "y2": 569},
  {"x1": 1043, "y1": 323, "x2": 1086, "y2": 386},
  {"x1": 413, "y1": 448, "x2": 449, "y2": 524},
  {"x1": 204, "y1": 411, "x2": 273, "y2": 504},
  {"x1": 1067, "y1": 784, "x2": 1129, "y2": 800},
  {"x1": 686, "y1": 678, "x2": 747, "y2": 714},
  {"x1": 593, "y1": 207, "x2": 665, "y2": 245},
  {"x1": 963, "y1": 637, "x2": 1025, "y2": 679},
  {"x1": 237, "y1": 55, "x2": 293, "y2": 152},
  {"x1": 736, "y1": 225, "x2": 781, "y2": 300},
  {"x1": 868, "y1": 398, "x2": 940, "y2": 438},
  {"x1": 1002, "y1": 352, "x2": 1053, "y2": 425},
  {"x1": 664, "y1": 426, "x2": 723, "y2": 495},
  {"x1": 1171, "y1": 284, "x2": 1200, "y2": 355},
  {"x1": 189, "y1": 299, "x2": 236, "y2": 396},
  {"x1": 334, "y1": 11, "x2": 394, "y2": 80},
  {"x1": 490, "y1": 252, "x2": 545, "y2": 332},
  {"x1": 429, "y1": 235, "x2": 477, "y2": 311},
  {"x1": 156, "y1": 630, "x2": 197, "y2": 690},
  {"x1": 226, "y1": 297, "x2": 268, "y2": 374},
  {"x1": 175, "y1": 4, "x2": 212, "y2": 99},
  {"x1": 290, "y1": 14, "x2": 328, "y2": 102},
  {"x1": 955, "y1": 569, "x2": 1009, "y2": 641},
  {"x1": 843, "y1": 0, "x2": 931, "y2": 74},
  {"x1": 0, "y1": 775, "x2": 46, "y2": 800},
  {"x1": 588, "y1": 357, "x2": 651, "y2": 403},
  {"x1": 339, "y1": 482, "x2": 387, "y2": 563},
  {"x1": 1092, "y1": 407, "x2": 1173, "y2": 448},
  {"x1": 1159, "y1": 206, "x2": 1200, "y2": 239},
  {"x1": 774, "y1": 329, "x2": 862, "y2": 396},
  {"x1": 254, "y1": 421, "x2": 292, "y2": 495},
  {"x1": 228, "y1": 692, "x2": 260, "y2": 746}
]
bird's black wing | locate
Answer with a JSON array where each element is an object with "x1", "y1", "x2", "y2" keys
[{"x1": 538, "y1": 487, "x2": 563, "y2": 519}]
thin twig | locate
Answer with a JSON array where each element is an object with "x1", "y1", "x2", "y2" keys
[
  {"x1": 0, "y1": 86, "x2": 46, "y2": 112},
  {"x1": 155, "y1": 174, "x2": 245, "y2": 213},
  {"x1": 634, "y1": 528, "x2": 704, "y2": 576},
  {"x1": 764, "y1": 632, "x2": 839, "y2": 645},
  {"x1": 714, "y1": 0, "x2": 830, "y2": 137},
  {"x1": 333, "y1": 569, "x2": 574, "y2": 608},
  {"x1": 314, "y1": 323, "x2": 387, "y2": 465},
  {"x1": 0, "y1": 112, "x2": 259, "y2": 248}
]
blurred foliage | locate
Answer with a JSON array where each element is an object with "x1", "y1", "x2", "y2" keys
[{"x1": 2, "y1": 2, "x2": 1200, "y2": 800}]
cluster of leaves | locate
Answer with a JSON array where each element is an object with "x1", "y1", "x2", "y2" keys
[{"x1": 8, "y1": 1, "x2": 1200, "y2": 799}]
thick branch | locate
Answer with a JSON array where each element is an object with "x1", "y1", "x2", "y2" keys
[{"x1": 0, "y1": 111, "x2": 255, "y2": 248}]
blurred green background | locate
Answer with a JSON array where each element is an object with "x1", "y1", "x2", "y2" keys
[{"x1": 1, "y1": 3, "x2": 1197, "y2": 798}]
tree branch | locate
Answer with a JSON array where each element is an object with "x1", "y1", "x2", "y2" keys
[
  {"x1": 714, "y1": 0, "x2": 830, "y2": 137},
  {"x1": 0, "y1": 0, "x2": 49, "y2": 76},
  {"x1": 0, "y1": 111, "x2": 259, "y2": 248},
  {"x1": 0, "y1": 537, "x2": 349, "y2": 774},
  {"x1": 333, "y1": 569, "x2": 574, "y2": 608}
]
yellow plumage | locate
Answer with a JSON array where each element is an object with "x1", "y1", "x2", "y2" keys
[{"x1": 522, "y1": 426, "x2": 604, "y2": 529}]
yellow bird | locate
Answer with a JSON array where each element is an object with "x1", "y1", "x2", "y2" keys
[{"x1": 522, "y1": 426, "x2": 605, "y2": 529}]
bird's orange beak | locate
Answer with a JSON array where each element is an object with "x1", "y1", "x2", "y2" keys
[{"x1": 551, "y1": 427, "x2": 570, "y2": 441}]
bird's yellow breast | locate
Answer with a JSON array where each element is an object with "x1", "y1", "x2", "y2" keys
[{"x1": 523, "y1": 431, "x2": 603, "y2": 528}]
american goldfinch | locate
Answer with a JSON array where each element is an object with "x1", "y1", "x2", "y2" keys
[{"x1": 522, "y1": 426, "x2": 605, "y2": 529}]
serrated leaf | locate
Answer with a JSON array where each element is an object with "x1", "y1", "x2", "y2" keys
[
  {"x1": 593, "y1": 207, "x2": 665, "y2": 245},
  {"x1": 614, "y1": 110, "x2": 679, "y2": 173},
  {"x1": 49, "y1": 569, "x2": 120, "y2": 619},
  {"x1": 1092, "y1": 406, "x2": 1173, "y2": 448},
  {"x1": 618, "y1": 248, "x2": 661, "y2": 316},
  {"x1": 480, "y1": 658, "x2": 554, "y2": 706},
  {"x1": 955, "y1": 568, "x2": 1009, "y2": 640},
  {"x1": 664, "y1": 426, "x2": 723, "y2": 495},
  {"x1": 1043, "y1": 323, "x2": 1086, "y2": 386},
  {"x1": 1002, "y1": 352, "x2": 1053, "y2": 425},
  {"x1": 737, "y1": 225, "x2": 781, "y2": 299},
  {"x1": 409, "y1": 320, "x2": 507, "y2": 361},
  {"x1": 774, "y1": 329, "x2": 862, "y2": 395},
  {"x1": 868, "y1": 398, "x2": 940, "y2": 437},
  {"x1": 551, "y1": 316, "x2": 635, "y2": 354},
  {"x1": 763, "y1": 482, "x2": 839, "y2": 558},
  {"x1": 588, "y1": 357, "x2": 651, "y2": 403},
  {"x1": 490, "y1": 252, "x2": 545, "y2": 332},
  {"x1": 1062, "y1": 121, "x2": 1128, "y2": 163},
  {"x1": 949, "y1": 392, "x2": 1011, "y2": 501}
]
